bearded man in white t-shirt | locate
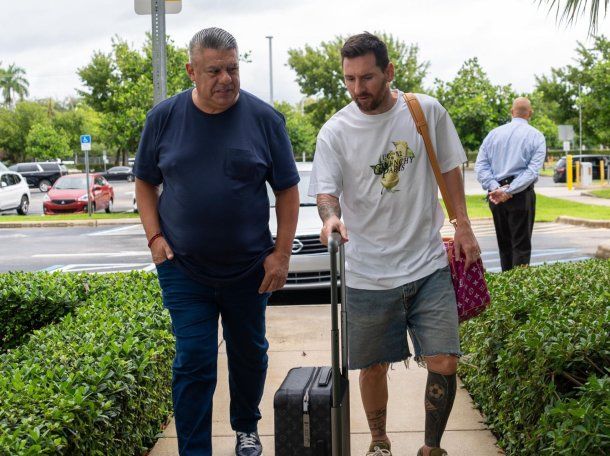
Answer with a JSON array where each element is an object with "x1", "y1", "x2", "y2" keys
[{"x1": 308, "y1": 33, "x2": 481, "y2": 456}]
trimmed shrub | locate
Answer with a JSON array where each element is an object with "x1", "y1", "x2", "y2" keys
[
  {"x1": 459, "y1": 259, "x2": 610, "y2": 455},
  {"x1": 0, "y1": 272, "x2": 174, "y2": 455},
  {"x1": 0, "y1": 272, "x2": 88, "y2": 351}
]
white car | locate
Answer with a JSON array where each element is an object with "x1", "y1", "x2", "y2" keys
[
  {"x1": 269, "y1": 162, "x2": 330, "y2": 290},
  {"x1": 0, "y1": 162, "x2": 31, "y2": 215}
]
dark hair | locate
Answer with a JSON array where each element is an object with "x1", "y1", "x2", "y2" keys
[
  {"x1": 189, "y1": 27, "x2": 237, "y2": 61},
  {"x1": 341, "y1": 32, "x2": 389, "y2": 70}
]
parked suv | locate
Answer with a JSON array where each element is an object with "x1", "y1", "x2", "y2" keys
[
  {"x1": 553, "y1": 154, "x2": 610, "y2": 183},
  {"x1": 8, "y1": 162, "x2": 68, "y2": 192},
  {"x1": 0, "y1": 161, "x2": 30, "y2": 215}
]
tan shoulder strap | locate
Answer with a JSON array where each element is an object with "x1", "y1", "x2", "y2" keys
[{"x1": 403, "y1": 92, "x2": 456, "y2": 226}]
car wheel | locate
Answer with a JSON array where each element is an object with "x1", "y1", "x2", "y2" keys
[
  {"x1": 127, "y1": 174, "x2": 134, "y2": 182},
  {"x1": 17, "y1": 195, "x2": 29, "y2": 215},
  {"x1": 38, "y1": 179, "x2": 52, "y2": 192},
  {"x1": 105, "y1": 198, "x2": 113, "y2": 214}
]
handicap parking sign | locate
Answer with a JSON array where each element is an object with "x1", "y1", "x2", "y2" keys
[{"x1": 80, "y1": 135, "x2": 91, "y2": 151}]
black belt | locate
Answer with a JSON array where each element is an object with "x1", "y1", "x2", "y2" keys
[
  {"x1": 498, "y1": 176, "x2": 516, "y2": 186},
  {"x1": 496, "y1": 176, "x2": 534, "y2": 193}
]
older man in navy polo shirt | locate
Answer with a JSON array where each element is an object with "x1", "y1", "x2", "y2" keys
[{"x1": 134, "y1": 27, "x2": 299, "y2": 456}]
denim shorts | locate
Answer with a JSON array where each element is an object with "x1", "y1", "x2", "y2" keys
[{"x1": 346, "y1": 265, "x2": 461, "y2": 370}]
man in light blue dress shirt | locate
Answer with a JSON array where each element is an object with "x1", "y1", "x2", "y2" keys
[{"x1": 475, "y1": 97, "x2": 546, "y2": 271}]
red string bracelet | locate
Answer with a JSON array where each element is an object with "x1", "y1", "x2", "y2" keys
[{"x1": 147, "y1": 232, "x2": 163, "y2": 248}]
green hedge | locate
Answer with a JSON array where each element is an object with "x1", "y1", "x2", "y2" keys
[
  {"x1": 0, "y1": 273, "x2": 89, "y2": 351},
  {"x1": 0, "y1": 272, "x2": 174, "y2": 455},
  {"x1": 459, "y1": 259, "x2": 610, "y2": 455}
]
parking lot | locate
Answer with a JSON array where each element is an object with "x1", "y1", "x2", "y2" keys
[{"x1": 2, "y1": 180, "x2": 136, "y2": 216}]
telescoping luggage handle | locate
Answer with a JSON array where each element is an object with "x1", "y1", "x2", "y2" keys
[{"x1": 328, "y1": 232, "x2": 350, "y2": 456}]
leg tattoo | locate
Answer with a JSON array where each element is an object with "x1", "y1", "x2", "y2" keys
[
  {"x1": 365, "y1": 408, "x2": 387, "y2": 439},
  {"x1": 424, "y1": 371, "x2": 456, "y2": 448}
]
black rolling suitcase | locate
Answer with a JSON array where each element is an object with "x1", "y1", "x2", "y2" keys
[{"x1": 274, "y1": 233, "x2": 351, "y2": 456}]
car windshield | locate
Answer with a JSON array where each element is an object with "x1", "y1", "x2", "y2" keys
[
  {"x1": 54, "y1": 176, "x2": 88, "y2": 189},
  {"x1": 0, "y1": 162, "x2": 8, "y2": 172},
  {"x1": 267, "y1": 170, "x2": 316, "y2": 208}
]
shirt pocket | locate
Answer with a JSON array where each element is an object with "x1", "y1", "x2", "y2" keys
[{"x1": 224, "y1": 148, "x2": 267, "y2": 181}]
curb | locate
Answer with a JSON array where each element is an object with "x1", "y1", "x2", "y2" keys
[
  {"x1": 555, "y1": 216, "x2": 610, "y2": 229},
  {"x1": 0, "y1": 218, "x2": 140, "y2": 229},
  {"x1": 596, "y1": 243, "x2": 610, "y2": 259}
]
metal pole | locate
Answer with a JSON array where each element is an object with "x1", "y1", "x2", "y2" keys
[
  {"x1": 151, "y1": 0, "x2": 167, "y2": 106},
  {"x1": 85, "y1": 150, "x2": 92, "y2": 216},
  {"x1": 578, "y1": 84, "x2": 583, "y2": 152},
  {"x1": 266, "y1": 36, "x2": 274, "y2": 104}
]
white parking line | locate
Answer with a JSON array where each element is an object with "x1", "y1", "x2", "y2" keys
[
  {"x1": 40, "y1": 263, "x2": 154, "y2": 273},
  {"x1": 87, "y1": 225, "x2": 141, "y2": 236},
  {"x1": 32, "y1": 251, "x2": 149, "y2": 258}
]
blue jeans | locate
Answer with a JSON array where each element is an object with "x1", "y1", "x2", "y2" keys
[
  {"x1": 156, "y1": 260, "x2": 270, "y2": 456},
  {"x1": 346, "y1": 265, "x2": 461, "y2": 369}
]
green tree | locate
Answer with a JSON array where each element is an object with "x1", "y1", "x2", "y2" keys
[
  {"x1": 274, "y1": 101, "x2": 317, "y2": 160},
  {"x1": 25, "y1": 123, "x2": 71, "y2": 161},
  {"x1": 0, "y1": 63, "x2": 29, "y2": 107},
  {"x1": 52, "y1": 104, "x2": 103, "y2": 154},
  {"x1": 530, "y1": 113, "x2": 561, "y2": 149},
  {"x1": 538, "y1": 0, "x2": 608, "y2": 35},
  {"x1": 0, "y1": 101, "x2": 48, "y2": 163},
  {"x1": 434, "y1": 57, "x2": 516, "y2": 151},
  {"x1": 533, "y1": 35, "x2": 610, "y2": 147},
  {"x1": 78, "y1": 35, "x2": 193, "y2": 165},
  {"x1": 287, "y1": 33, "x2": 429, "y2": 128}
]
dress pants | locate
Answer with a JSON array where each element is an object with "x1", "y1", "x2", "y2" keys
[
  {"x1": 156, "y1": 260, "x2": 269, "y2": 456},
  {"x1": 489, "y1": 187, "x2": 536, "y2": 272}
]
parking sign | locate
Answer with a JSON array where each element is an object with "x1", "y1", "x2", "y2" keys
[{"x1": 80, "y1": 135, "x2": 91, "y2": 151}]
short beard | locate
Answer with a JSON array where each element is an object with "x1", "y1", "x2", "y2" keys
[{"x1": 354, "y1": 87, "x2": 388, "y2": 113}]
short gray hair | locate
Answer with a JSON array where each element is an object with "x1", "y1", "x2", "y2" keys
[{"x1": 188, "y1": 27, "x2": 237, "y2": 61}]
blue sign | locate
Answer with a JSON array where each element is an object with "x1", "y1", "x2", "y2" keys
[{"x1": 80, "y1": 135, "x2": 91, "y2": 144}]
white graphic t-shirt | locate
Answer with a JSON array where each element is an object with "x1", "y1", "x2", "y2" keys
[{"x1": 308, "y1": 91, "x2": 466, "y2": 290}]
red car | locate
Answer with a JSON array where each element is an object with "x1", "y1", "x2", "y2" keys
[{"x1": 43, "y1": 173, "x2": 114, "y2": 214}]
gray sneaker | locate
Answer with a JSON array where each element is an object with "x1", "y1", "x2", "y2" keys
[{"x1": 235, "y1": 431, "x2": 262, "y2": 456}]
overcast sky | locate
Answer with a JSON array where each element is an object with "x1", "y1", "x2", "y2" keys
[{"x1": 1, "y1": 0, "x2": 608, "y2": 104}]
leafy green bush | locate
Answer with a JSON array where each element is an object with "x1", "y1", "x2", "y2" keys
[
  {"x1": 459, "y1": 259, "x2": 610, "y2": 455},
  {"x1": 0, "y1": 272, "x2": 174, "y2": 455},
  {"x1": 0, "y1": 272, "x2": 88, "y2": 351}
]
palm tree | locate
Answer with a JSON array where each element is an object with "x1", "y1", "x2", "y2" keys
[
  {"x1": 0, "y1": 63, "x2": 29, "y2": 107},
  {"x1": 539, "y1": 0, "x2": 609, "y2": 35}
]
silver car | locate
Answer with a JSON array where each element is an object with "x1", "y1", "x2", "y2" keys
[{"x1": 269, "y1": 162, "x2": 330, "y2": 290}]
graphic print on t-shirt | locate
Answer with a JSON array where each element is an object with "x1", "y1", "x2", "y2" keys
[{"x1": 370, "y1": 140, "x2": 415, "y2": 194}]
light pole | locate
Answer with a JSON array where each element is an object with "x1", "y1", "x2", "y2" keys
[
  {"x1": 266, "y1": 35, "x2": 274, "y2": 105},
  {"x1": 578, "y1": 84, "x2": 583, "y2": 152},
  {"x1": 151, "y1": 0, "x2": 167, "y2": 106}
]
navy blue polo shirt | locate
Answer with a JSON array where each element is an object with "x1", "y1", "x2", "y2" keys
[{"x1": 134, "y1": 89, "x2": 299, "y2": 285}]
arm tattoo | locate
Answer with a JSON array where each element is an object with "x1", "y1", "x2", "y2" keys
[
  {"x1": 365, "y1": 407, "x2": 387, "y2": 438},
  {"x1": 317, "y1": 194, "x2": 341, "y2": 222}
]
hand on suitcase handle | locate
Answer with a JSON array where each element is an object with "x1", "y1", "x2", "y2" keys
[
  {"x1": 328, "y1": 232, "x2": 344, "y2": 253},
  {"x1": 320, "y1": 215, "x2": 349, "y2": 248}
]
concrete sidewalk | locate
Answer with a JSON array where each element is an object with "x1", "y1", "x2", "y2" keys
[{"x1": 149, "y1": 305, "x2": 501, "y2": 456}]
